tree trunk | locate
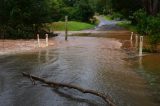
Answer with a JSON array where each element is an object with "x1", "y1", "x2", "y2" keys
[
  {"x1": 142, "y1": 0, "x2": 160, "y2": 15},
  {"x1": 152, "y1": 0, "x2": 159, "y2": 15}
]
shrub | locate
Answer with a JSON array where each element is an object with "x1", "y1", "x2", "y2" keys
[
  {"x1": 133, "y1": 9, "x2": 149, "y2": 35},
  {"x1": 133, "y1": 9, "x2": 160, "y2": 52},
  {"x1": 111, "y1": 12, "x2": 123, "y2": 20}
]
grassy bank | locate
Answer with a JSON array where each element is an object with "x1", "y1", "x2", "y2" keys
[
  {"x1": 47, "y1": 21, "x2": 95, "y2": 31},
  {"x1": 117, "y1": 21, "x2": 137, "y2": 32},
  {"x1": 103, "y1": 15, "x2": 112, "y2": 20},
  {"x1": 102, "y1": 14, "x2": 137, "y2": 32}
]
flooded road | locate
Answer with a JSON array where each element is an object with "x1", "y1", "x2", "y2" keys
[{"x1": 0, "y1": 34, "x2": 160, "y2": 106}]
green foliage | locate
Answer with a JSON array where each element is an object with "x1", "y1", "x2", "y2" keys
[
  {"x1": 110, "y1": 12, "x2": 123, "y2": 20},
  {"x1": 134, "y1": 9, "x2": 160, "y2": 52},
  {"x1": 133, "y1": 9, "x2": 149, "y2": 35},
  {"x1": 110, "y1": 0, "x2": 142, "y2": 19},
  {"x1": 0, "y1": 0, "x2": 95, "y2": 39},
  {"x1": 94, "y1": 0, "x2": 108, "y2": 14},
  {"x1": 104, "y1": 15, "x2": 112, "y2": 20},
  {"x1": 1, "y1": 0, "x2": 159, "y2": 40},
  {"x1": 60, "y1": 0, "x2": 94, "y2": 22},
  {"x1": 0, "y1": 0, "x2": 56, "y2": 39},
  {"x1": 75, "y1": 0, "x2": 94, "y2": 22},
  {"x1": 134, "y1": 9, "x2": 160, "y2": 35},
  {"x1": 117, "y1": 21, "x2": 137, "y2": 32}
]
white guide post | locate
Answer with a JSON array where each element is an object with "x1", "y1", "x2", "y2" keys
[
  {"x1": 37, "y1": 34, "x2": 40, "y2": 47},
  {"x1": 45, "y1": 34, "x2": 48, "y2": 47},
  {"x1": 65, "y1": 16, "x2": 68, "y2": 41},
  {"x1": 130, "y1": 32, "x2": 133, "y2": 41},
  {"x1": 135, "y1": 34, "x2": 138, "y2": 48},
  {"x1": 139, "y1": 36, "x2": 143, "y2": 56}
]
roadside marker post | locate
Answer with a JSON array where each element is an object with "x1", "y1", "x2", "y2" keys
[
  {"x1": 139, "y1": 36, "x2": 143, "y2": 56},
  {"x1": 45, "y1": 34, "x2": 48, "y2": 47},
  {"x1": 65, "y1": 16, "x2": 68, "y2": 41},
  {"x1": 37, "y1": 34, "x2": 40, "y2": 47},
  {"x1": 135, "y1": 34, "x2": 138, "y2": 48},
  {"x1": 130, "y1": 32, "x2": 133, "y2": 41}
]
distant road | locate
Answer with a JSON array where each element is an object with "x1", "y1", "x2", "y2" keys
[
  {"x1": 95, "y1": 16, "x2": 125, "y2": 31},
  {"x1": 54, "y1": 16, "x2": 129, "y2": 35}
]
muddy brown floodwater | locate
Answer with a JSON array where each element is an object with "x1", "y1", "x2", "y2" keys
[{"x1": 0, "y1": 32, "x2": 160, "y2": 106}]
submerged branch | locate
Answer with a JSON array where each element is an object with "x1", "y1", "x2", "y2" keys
[{"x1": 22, "y1": 72, "x2": 116, "y2": 106}]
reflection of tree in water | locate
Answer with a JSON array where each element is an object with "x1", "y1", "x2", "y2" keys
[{"x1": 137, "y1": 55, "x2": 160, "y2": 103}]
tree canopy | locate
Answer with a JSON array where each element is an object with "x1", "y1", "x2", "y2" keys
[
  {"x1": 0, "y1": 0, "x2": 160, "y2": 38},
  {"x1": 0, "y1": 0, "x2": 95, "y2": 38}
]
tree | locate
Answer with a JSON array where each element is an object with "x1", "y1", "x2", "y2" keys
[
  {"x1": 110, "y1": 0, "x2": 142, "y2": 18},
  {"x1": 74, "y1": 0, "x2": 94, "y2": 22},
  {"x1": 0, "y1": 0, "x2": 56, "y2": 38},
  {"x1": 142, "y1": 0, "x2": 160, "y2": 15},
  {"x1": 59, "y1": 0, "x2": 94, "y2": 22}
]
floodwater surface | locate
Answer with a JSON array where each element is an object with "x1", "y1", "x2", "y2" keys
[{"x1": 0, "y1": 35, "x2": 160, "y2": 106}]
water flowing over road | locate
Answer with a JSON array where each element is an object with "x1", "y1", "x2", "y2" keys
[
  {"x1": 95, "y1": 16, "x2": 125, "y2": 31},
  {"x1": 0, "y1": 18, "x2": 160, "y2": 106}
]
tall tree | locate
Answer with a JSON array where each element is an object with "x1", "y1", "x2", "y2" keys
[
  {"x1": 111, "y1": 0, "x2": 142, "y2": 18},
  {"x1": 142, "y1": 0, "x2": 160, "y2": 15},
  {"x1": 59, "y1": 0, "x2": 94, "y2": 22},
  {"x1": 75, "y1": 0, "x2": 94, "y2": 22},
  {"x1": 0, "y1": 0, "x2": 56, "y2": 38}
]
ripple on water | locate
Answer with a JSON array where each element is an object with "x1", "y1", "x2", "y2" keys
[{"x1": 0, "y1": 36, "x2": 159, "y2": 106}]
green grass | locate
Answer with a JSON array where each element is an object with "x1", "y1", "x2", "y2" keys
[
  {"x1": 103, "y1": 15, "x2": 112, "y2": 20},
  {"x1": 48, "y1": 21, "x2": 95, "y2": 31},
  {"x1": 117, "y1": 21, "x2": 137, "y2": 32}
]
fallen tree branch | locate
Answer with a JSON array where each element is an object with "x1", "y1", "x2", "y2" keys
[
  {"x1": 29, "y1": 74, "x2": 36, "y2": 85},
  {"x1": 22, "y1": 72, "x2": 116, "y2": 106}
]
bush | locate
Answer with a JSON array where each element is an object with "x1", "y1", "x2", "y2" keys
[
  {"x1": 133, "y1": 9, "x2": 149, "y2": 35},
  {"x1": 110, "y1": 12, "x2": 123, "y2": 20},
  {"x1": 133, "y1": 9, "x2": 160, "y2": 52},
  {"x1": 0, "y1": 25, "x2": 34, "y2": 39},
  {"x1": 0, "y1": 24, "x2": 49, "y2": 39},
  {"x1": 59, "y1": 0, "x2": 94, "y2": 22}
]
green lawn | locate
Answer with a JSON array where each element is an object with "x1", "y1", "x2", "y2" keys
[{"x1": 48, "y1": 21, "x2": 95, "y2": 31}]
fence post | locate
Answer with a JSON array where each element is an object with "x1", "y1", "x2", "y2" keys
[
  {"x1": 130, "y1": 32, "x2": 133, "y2": 41},
  {"x1": 37, "y1": 34, "x2": 40, "y2": 47},
  {"x1": 135, "y1": 34, "x2": 138, "y2": 48},
  {"x1": 65, "y1": 16, "x2": 68, "y2": 41},
  {"x1": 45, "y1": 34, "x2": 48, "y2": 47},
  {"x1": 139, "y1": 36, "x2": 143, "y2": 56}
]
